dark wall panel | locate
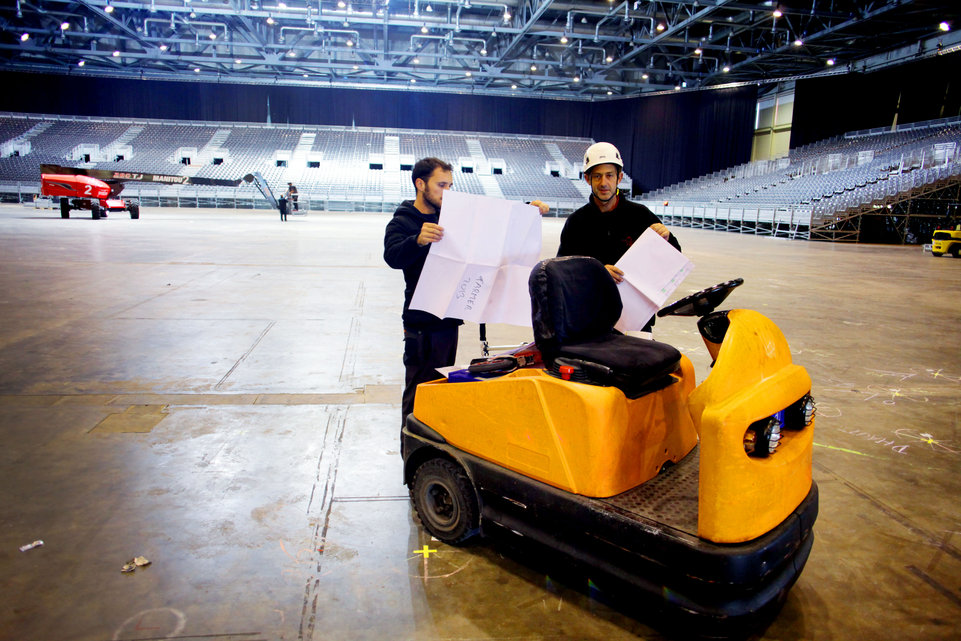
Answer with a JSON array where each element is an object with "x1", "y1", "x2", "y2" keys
[
  {"x1": 791, "y1": 51, "x2": 961, "y2": 149},
  {"x1": 589, "y1": 86, "x2": 757, "y2": 194}
]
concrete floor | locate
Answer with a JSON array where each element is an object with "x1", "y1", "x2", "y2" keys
[{"x1": 0, "y1": 203, "x2": 959, "y2": 641}]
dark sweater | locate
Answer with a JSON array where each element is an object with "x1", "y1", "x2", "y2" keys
[
  {"x1": 383, "y1": 200, "x2": 463, "y2": 330},
  {"x1": 557, "y1": 194, "x2": 681, "y2": 264}
]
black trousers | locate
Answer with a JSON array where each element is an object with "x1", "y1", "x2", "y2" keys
[{"x1": 401, "y1": 326, "x2": 458, "y2": 428}]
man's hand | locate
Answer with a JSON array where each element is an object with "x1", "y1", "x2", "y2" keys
[
  {"x1": 529, "y1": 200, "x2": 550, "y2": 215},
  {"x1": 650, "y1": 222, "x2": 671, "y2": 239},
  {"x1": 417, "y1": 222, "x2": 444, "y2": 246},
  {"x1": 605, "y1": 264, "x2": 624, "y2": 283}
]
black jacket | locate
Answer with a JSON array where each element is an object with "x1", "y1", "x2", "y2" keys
[
  {"x1": 383, "y1": 200, "x2": 463, "y2": 330},
  {"x1": 557, "y1": 194, "x2": 681, "y2": 264}
]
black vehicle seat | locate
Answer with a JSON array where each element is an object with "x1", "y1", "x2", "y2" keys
[{"x1": 528, "y1": 256, "x2": 681, "y2": 398}]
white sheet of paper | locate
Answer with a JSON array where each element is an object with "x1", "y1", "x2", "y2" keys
[
  {"x1": 614, "y1": 228, "x2": 694, "y2": 332},
  {"x1": 409, "y1": 191, "x2": 542, "y2": 326}
]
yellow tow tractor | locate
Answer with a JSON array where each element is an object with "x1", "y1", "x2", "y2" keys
[
  {"x1": 401, "y1": 257, "x2": 817, "y2": 638},
  {"x1": 931, "y1": 228, "x2": 961, "y2": 257}
]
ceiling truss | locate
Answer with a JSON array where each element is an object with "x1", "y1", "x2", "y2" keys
[{"x1": 1, "y1": 0, "x2": 958, "y2": 100}]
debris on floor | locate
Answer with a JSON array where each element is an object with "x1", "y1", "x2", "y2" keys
[
  {"x1": 19, "y1": 540, "x2": 44, "y2": 552},
  {"x1": 121, "y1": 556, "x2": 152, "y2": 573}
]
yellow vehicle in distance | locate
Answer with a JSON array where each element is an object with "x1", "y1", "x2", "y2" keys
[{"x1": 931, "y1": 228, "x2": 961, "y2": 257}]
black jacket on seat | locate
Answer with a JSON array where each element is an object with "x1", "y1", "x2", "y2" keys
[{"x1": 528, "y1": 256, "x2": 681, "y2": 398}]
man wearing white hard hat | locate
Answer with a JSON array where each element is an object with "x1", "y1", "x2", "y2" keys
[{"x1": 557, "y1": 141, "x2": 681, "y2": 332}]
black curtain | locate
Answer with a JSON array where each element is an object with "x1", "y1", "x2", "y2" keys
[
  {"x1": 588, "y1": 86, "x2": 757, "y2": 194},
  {"x1": 791, "y1": 51, "x2": 961, "y2": 148},
  {"x1": 0, "y1": 71, "x2": 592, "y2": 137}
]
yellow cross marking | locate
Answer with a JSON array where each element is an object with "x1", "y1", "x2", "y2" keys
[{"x1": 414, "y1": 545, "x2": 437, "y2": 558}]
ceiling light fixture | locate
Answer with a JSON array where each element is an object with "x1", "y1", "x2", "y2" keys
[
  {"x1": 113, "y1": 50, "x2": 121, "y2": 56},
  {"x1": 421, "y1": 24, "x2": 428, "y2": 33},
  {"x1": 560, "y1": 35, "x2": 568, "y2": 44},
  {"x1": 939, "y1": 21, "x2": 951, "y2": 32},
  {"x1": 20, "y1": 33, "x2": 29, "y2": 42},
  {"x1": 105, "y1": 4, "x2": 114, "y2": 14},
  {"x1": 530, "y1": 64, "x2": 537, "y2": 71},
  {"x1": 694, "y1": 47, "x2": 702, "y2": 55},
  {"x1": 61, "y1": 22, "x2": 70, "y2": 30},
  {"x1": 722, "y1": 65, "x2": 730, "y2": 72},
  {"x1": 267, "y1": 16, "x2": 275, "y2": 24},
  {"x1": 794, "y1": 38, "x2": 803, "y2": 46},
  {"x1": 826, "y1": 58, "x2": 835, "y2": 66},
  {"x1": 78, "y1": 59, "x2": 85, "y2": 66},
  {"x1": 656, "y1": 23, "x2": 665, "y2": 32},
  {"x1": 773, "y1": 9, "x2": 783, "y2": 18}
]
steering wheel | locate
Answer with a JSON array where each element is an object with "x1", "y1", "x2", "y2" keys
[{"x1": 657, "y1": 278, "x2": 744, "y2": 318}]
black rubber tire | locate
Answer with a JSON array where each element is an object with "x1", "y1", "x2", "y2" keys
[
  {"x1": 60, "y1": 198, "x2": 70, "y2": 218},
  {"x1": 951, "y1": 245, "x2": 960, "y2": 258},
  {"x1": 129, "y1": 204, "x2": 140, "y2": 220},
  {"x1": 91, "y1": 204, "x2": 101, "y2": 220},
  {"x1": 932, "y1": 252, "x2": 943, "y2": 257},
  {"x1": 410, "y1": 458, "x2": 479, "y2": 544}
]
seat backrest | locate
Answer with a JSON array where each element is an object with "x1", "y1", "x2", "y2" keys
[{"x1": 529, "y1": 256, "x2": 621, "y2": 363}]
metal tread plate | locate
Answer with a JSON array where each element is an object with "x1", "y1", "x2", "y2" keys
[{"x1": 600, "y1": 446, "x2": 699, "y2": 536}]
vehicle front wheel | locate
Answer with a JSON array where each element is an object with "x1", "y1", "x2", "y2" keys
[
  {"x1": 60, "y1": 198, "x2": 70, "y2": 218},
  {"x1": 129, "y1": 204, "x2": 140, "y2": 219},
  {"x1": 411, "y1": 458, "x2": 479, "y2": 544},
  {"x1": 91, "y1": 204, "x2": 101, "y2": 220},
  {"x1": 932, "y1": 251, "x2": 943, "y2": 257}
]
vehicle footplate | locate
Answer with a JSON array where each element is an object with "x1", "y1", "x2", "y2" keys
[{"x1": 601, "y1": 447, "x2": 699, "y2": 536}]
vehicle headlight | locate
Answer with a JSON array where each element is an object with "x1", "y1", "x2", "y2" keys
[{"x1": 744, "y1": 416, "x2": 782, "y2": 457}]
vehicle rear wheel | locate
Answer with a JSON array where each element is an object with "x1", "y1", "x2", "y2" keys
[
  {"x1": 129, "y1": 204, "x2": 140, "y2": 219},
  {"x1": 91, "y1": 204, "x2": 101, "y2": 220},
  {"x1": 951, "y1": 245, "x2": 960, "y2": 258},
  {"x1": 411, "y1": 458, "x2": 478, "y2": 544},
  {"x1": 932, "y1": 252, "x2": 944, "y2": 257},
  {"x1": 60, "y1": 198, "x2": 70, "y2": 218}
]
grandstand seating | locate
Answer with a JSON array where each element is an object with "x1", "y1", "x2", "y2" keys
[
  {"x1": 6, "y1": 110, "x2": 956, "y2": 236},
  {"x1": 643, "y1": 116, "x2": 961, "y2": 239},
  {"x1": 0, "y1": 112, "x2": 589, "y2": 213}
]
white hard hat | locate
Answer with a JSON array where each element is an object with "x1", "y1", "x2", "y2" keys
[{"x1": 582, "y1": 142, "x2": 623, "y2": 174}]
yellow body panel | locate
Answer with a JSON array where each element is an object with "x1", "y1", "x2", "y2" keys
[
  {"x1": 690, "y1": 309, "x2": 814, "y2": 543},
  {"x1": 932, "y1": 229, "x2": 961, "y2": 255},
  {"x1": 413, "y1": 309, "x2": 813, "y2": 543},
  {"x1": 413, "y1": 356, "x2": 699, "y2": 498}
]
